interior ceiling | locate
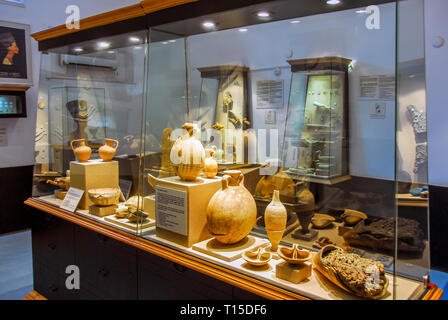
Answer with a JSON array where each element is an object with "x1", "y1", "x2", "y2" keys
[{"x1": 41, "y1": 0, "x2": 395, "y2": 52}]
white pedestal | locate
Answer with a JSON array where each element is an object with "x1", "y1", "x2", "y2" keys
[
  {"x1": 70, "y1": 160, "x2": 119, "y2": 210},
  {"x1": 154, "y1": 175, "x2": 222, "y2": 247}
]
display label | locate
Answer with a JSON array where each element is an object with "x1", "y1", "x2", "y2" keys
[
  {"x1": 360, "y1": 75, "x2": 395, "y2": 100},
  {"x1": 156, "y1": 186, "x2": 187, "y2": 236},
  {"x1": 0, "y1": 127, "x2": 7, "y2": 146},
  {"x1": 256, "y1": 80, "x2": 284, "y2": 109},
  {"x1": 60, "y1": 187, "x2": 84, "y2": 212}
]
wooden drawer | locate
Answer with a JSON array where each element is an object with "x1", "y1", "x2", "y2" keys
[{"x1": 138, "y1": 250, "x2": 233, "y2": 300}]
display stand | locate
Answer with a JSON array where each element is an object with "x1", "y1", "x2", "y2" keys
[
  {"x1": 143, "y1": 194, "x2": 155, "y2": 219},
  {"x1": 70, "y1": 160, "x2": 119, "y2": 210},
  {"x1": 149, "y1": 174, "x2": 222, "y2": 247},
  {"x1": 104, "y1": 215, "x2": 155, "y2": 232},
  {"x1": 88, "y1": 204, "x2": 118, "y2": 217},
  {"x1": 192, "y1": 235, "x2": 268, "y2": 262},
  {"x1": 276, "y1": 261, "x2": 312, "y2": 284}
]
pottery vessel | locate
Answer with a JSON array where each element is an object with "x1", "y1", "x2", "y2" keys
[
  {"x1": 313, "y1": 245, "x2": 389, "y2": 299},
  {"x1": 99, "y1": 138, "x2": 119, "y2": 162},
  {"x1": 170, "y1": 123, "x2": 205, "y2": 181},
  {"x1": 70, "y1": 139, "x2": 92, "y2": 162},
  {"x1": 264, "y1": 190, "x2": 287, "y2": 251},
  {"x1": 206, "y1": 170, "x2": 257, "y2": 244},
  {"x1": 242, "y1": 247, "x2": 272, "y2": 267},
  {"x1": 203, "y1": 148, "x2": 218, "y2": 178},
  {"x1": 88, "y1": 188, "x2": 121, "y2": 206},
  {"x1": 341, "y1": 209, "x2": 368, "y2": 226},
  {"x1": 277, "y1": 244, "x2": 312, "y2": 265},
  {"x1": 311, "y1": 213, "x2": 335, "y2": 229}
]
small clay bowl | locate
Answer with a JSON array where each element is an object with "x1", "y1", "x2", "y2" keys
[
  {"x1": 88, "y1": 188, "x2": 121, "y2": 206},
  {"x1": 242, "y1": 248, "x2": 272, "y2": 267},
  {"x1": 311, "y1": 213, "x2": 335, "y2": 229},
  {"x1": 277, "y1": 244, "x2": 312, "y2": 264},
  {"x1": 340, "y1": 209, "x2": 368, "y2": 226}
]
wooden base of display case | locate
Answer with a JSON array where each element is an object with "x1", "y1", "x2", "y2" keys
[
  {"x1": 104, "y1": 215, "x2": 155, "y2": 231},
  {"x1": 276, "y1": 261, "x2": 312, "y2": 284},
  {"x1": 192, "y1": 236, "x2": 268, "y2": 262},
  {"x1": 25, "y1": 198, "x2": 443, "y2": 300}
]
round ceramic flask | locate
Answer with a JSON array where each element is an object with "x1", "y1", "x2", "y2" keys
[
  {"x1": 203, "y1": 148, "x2": 218, "y2": 178},
  {"x1": 206, "y1": 170, "x2": 257, "y2": 244}
]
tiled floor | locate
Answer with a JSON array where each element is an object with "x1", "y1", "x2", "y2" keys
[{"x1": 0, "y1": 230, "x2": 33, "y2": 300}]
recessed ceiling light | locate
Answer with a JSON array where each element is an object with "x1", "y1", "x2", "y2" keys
[
  {"x1": 239, "y1": 28, "x2": 248, "y2": 32},
  {"x1": 97, "y1": 41, "x2": 111, "y2": 49},
  {"x1": 129, "y1": 36, "x2": 141, "y2": 43},
  {"x1": 134, "y1": 46, "x2": 142, "y2": 50},
  {"x1": 162, "y1": 41, "x2": 168, "y2": 44},
  {"x1": 168, "y1": 39, "x2": 176, "y2": 43},
  {"x1": 409, "y1": 74, "x2": 416, "y2": 78},
  {"x1": 73, "y1": 47, "x2": 83, "y2": 52},
  {"x1": 327, "y1": 0, "x2": 341, "y2": 5},
  {"x1": 108, "y1": 50, "x2": 115, "y2": 54},
  {"x1": 356, "y1": 10, "x2": 366, "y2": 13},
  {"x1": 290, "y1": 20, "x2": 301, "y2": 24},
  {"x1": 202, "y1": 21, "x2": 216, "y2": 29},
  {"x1": 257, "y1": 11, "x2": 271, "y2": 18}
]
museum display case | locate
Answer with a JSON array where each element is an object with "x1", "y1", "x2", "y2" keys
[{"x1": 26, "y1": 0, "x2": 442, "y2": 300}]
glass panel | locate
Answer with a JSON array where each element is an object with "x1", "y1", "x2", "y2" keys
[
  {"x1": 32, "y1": 30, "x2": 148, "y2": 235},
  {"x1": 395, "y1": 0, "x2": 430, "y2": 298}
]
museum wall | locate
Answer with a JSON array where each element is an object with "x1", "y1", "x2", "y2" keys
[{"x1": 0, "y1": 0, "x2": 140, "y2": 169}]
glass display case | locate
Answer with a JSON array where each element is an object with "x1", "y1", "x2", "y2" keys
[{"x1": 30, "y1": 0, "x2": 436, "y2": 300}]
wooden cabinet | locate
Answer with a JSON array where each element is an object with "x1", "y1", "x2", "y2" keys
[{"x1": 30, "y1": 208, "x2": 263, "y2": 300}]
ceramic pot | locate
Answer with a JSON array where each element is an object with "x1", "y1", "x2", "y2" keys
[
  {"x1": 203, "y1": 148, "x2": 218, "y2": 178},
  {"x1": 341, "y1": 209, "x2": 368, "y2": 226},
  {"x1": 206, "y1": 170, "x2": 257, "y2": 244},
  {"x1": 99, "y1": 138, "x2": 119, "y2": 162},
  {"x1": 242, "y1": 247, "x2": 272, "y2": 267},
  {"x1": 264, "y1": 190, "x2": 287, "y2": 251},
  {"x1": 88, "y1": 188, "x2": 121, "y2": 206},
  {"x1": 277, "y1": 244, "x2": 312, "y2": 265},
  {"x1": 170, "y1": 123, "x2": 205, "y2": 181},
  {"x1": 311, "y1": 213, "x2": 336, "y2": 229},
  {"x1": 70, "y1": 139, "x2": 91, "y2": 162}
]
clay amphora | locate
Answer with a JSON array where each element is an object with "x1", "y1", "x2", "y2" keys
[{"x1": 264, "y1": 190, "x2": 287, "y2": 251}]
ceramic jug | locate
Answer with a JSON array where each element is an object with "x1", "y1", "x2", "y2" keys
[
  {"x1": 170, "y1": 123, "x2": 205, "y2": 181},
  {"x1": 203, "y1": 148, "x2": 218, "y2": 178},
  {"x1": 264, "y1": 190, "x2": 287, "y2": 251},
  {"x1": 206, "y1": 170, "x2": 257, "y2": 244},
  {"x1": 70, "y1": 139, "x2": 91, "y2": 162},
  {"x1": 99, "y1": 138, "x2": 119, "y2": 162}
]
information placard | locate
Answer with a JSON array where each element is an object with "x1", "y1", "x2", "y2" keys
[
  {"x1": 156, "y1": 186, "x2": 187, "y2": 236},
  {"x1": 60, "y1": 187, "x2": 84, "y2": 212}
]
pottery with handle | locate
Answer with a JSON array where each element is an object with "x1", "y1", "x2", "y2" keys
[
  {"x1": 203, "y1": 148, "x2": 218, "y2": 178},
  {"x1": 170, "y1": 123, "x2": 205, "y2": 181},
  {"x1": 99, "y1": 138, "x2": 119, "y2": 162},
  {"x1": 206, "y1": 170, "x2": 257, "y2": 244},
  {"x1": 264, "y1": 190, "x2": 287, "y2": 251},
  {"x1": 70, "y1": 139, "x2": 92, "y2": 162}
]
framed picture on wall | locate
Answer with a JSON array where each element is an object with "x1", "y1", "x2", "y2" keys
[{"x1": 0, "y1": 20, "x2": 32, "y2": 86}]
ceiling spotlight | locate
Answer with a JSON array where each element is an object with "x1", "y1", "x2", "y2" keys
[
  {"x1": 202, "y1": 21, "x2": 216, "y2": 29},
  {"x1": 129, "y1": 36, "x2": 141, "y2": 43},
  {"x1": 257, "y1": 11, "x2": 271, "y2": 18},
  {"x1": 326, "y1": 0, "x2": 341, "y2": 5},
  {"x1": 290, "y1": 20, "x2": 301, "y2": 24},
  {"x1": 97, "y1": 41, "x2": 111, "y2": 49},
  {"x1": 239, "y1": 28, "x2": 248, "y2": 32},
  {"x1": 73, "y1": 47, "x2": 83, "y2": 53}
]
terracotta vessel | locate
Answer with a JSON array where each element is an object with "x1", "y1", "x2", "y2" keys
[
  {"x1": 70, "y1": 139, "x2": 91, "y2": 162},
  {"x1": 277, "y1": 244, "x2": 312, "y2": 265},
  {"x1": 99, "y1": 138, "x2": 119, "y2": 162},
  {"x1": 170, "y1": 123, "x2": 205, "y2": 181},
  {"x1": 264, "y1": 190, "x2": 287, "y2": 251},
  {"x1": 88, "y1": 188, "x2": 121, "y2": 206},
  {"x1": 206, "y1": 170, "x2": 257, "y2": 244},
  {"x1": 341, "y1": 209, "x2": 368, "y2": 226},
  {"x1": 311, "y1": 213, "x2": 336, "y2": 229},
  {"x1": 203, "y1": 148, "x2": 218, "y2": 178},
  {"x1": 242, "y1": 247, "x2": 272, "y2": 267}
]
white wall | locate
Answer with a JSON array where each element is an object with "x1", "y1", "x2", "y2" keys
[
  {"x1": 0, "y1": 0, "x2": 139, "y2": 168},
  {"x1": 425, "y1": 0, "x2": 448, "y2": 187}
]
